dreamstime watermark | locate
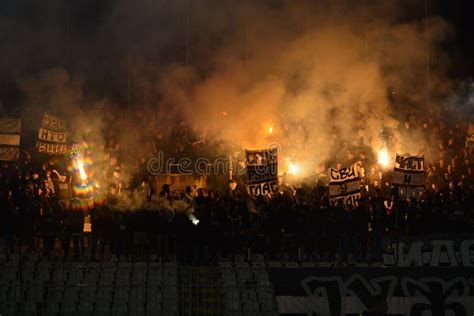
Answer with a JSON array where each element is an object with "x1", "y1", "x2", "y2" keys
[
  {"x1": 147, "y1": 151, "x2": 235, "y2": 176},
  {"x1": 147, "y1": 143, "x2": 318, "y2": 176}
]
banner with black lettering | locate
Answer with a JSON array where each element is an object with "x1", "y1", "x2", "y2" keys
[
  {"x1": 392, "y1": 154, "x2": 425, "y2": 199},
  {"x1": 329, "y1": 164, "x2": 360, "y2": 207},
  {"x1": 36, "y1": 113, "x2": 68, "y2": 154},
  {"x1": 245, "y1": 148, "x2": 278, "y2": 196},
  {"x1": 0, "y1": 118, "x2": 21, "y2": 161}
]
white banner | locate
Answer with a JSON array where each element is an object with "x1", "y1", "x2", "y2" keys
[
  {"x1": 329, "y1": 164, "x2": 360, "y2": 207},
  {"x1": 37, "y1": 113, "x2": 68, "y2": 155},
  {"x1": 38, "y1": 128, "x2": 67, "y2": 143},
  {"x1": 0, "y1": 118, "x2": 21, "y2": 134},
  {"x1": 245, "y1": 148, "x2": 279, "y2": 196},
  {"x1": 0, "y1": 134, "x2": 20, "y2": 146},
  {"x1": 0, "y1": 118, "x2": 21, "y2": 161},
  {"x1": 392, "y1": 154, "x2": 425, "y2": 188}
]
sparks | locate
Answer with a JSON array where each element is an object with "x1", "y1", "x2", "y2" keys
[{"x1": 378, "y1": 148, "x2": 390, "y2": 168}]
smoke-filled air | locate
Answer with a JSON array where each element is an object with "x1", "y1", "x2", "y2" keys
[{"x1": 0, "y1": 0, "x2": 468, "y2": 177}]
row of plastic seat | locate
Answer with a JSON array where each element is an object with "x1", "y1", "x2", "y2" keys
[
  {"x1": 217, "y1": 260, "x2": 276, "y2": 315},
  {"x1": 0, "y1": 259, "x2": 179, "y2": 316}
]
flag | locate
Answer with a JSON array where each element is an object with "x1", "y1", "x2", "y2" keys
[
  {"x1": 36, "y1": 113, "x2": 68, "y2": 154},
  {"x1": 329, "y1": 163, "x2": 361, "y2": 207},
  {"x1": 245, "y1": 148, "x2": 279, "y2": 196},
  {"x1": 0, "y1": 118, "x2": 21, "y2": 161},
  {"x1": 392, "y1": 154, "x2": 425, "y2": 199}
]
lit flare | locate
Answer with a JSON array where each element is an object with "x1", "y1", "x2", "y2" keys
[
  {"x1": 288, "y1": 161, "x2": 301, "y2": 176},
  {"x1": 378, "y1": 148, "x2": 390, "y2": 168},
  {"x1": 77, "y1": 159, "x2": 87, "y2": 181}
]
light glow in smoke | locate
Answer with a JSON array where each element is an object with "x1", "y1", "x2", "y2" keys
[
  {"x1": 268, "y1": 124, "x2": 274, "y2": 134},
  {"x1": 288, "y1": 161, "x2": 302, "y2": 176},
  {"x1": 378, "y1": 148, "x2": 390, "y2": 168}
]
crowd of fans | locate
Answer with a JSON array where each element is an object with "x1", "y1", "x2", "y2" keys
[{"x1": 0, "y1": 112, "x2": 473, "y2": 265}]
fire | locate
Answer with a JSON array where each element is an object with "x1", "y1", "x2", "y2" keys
[
  {"x1": 378, "y1": 148, "x2": 390, "y2": 168},
  {"x1": 288, "y1": 161, "x2": 302, "y2": 176},
  {"x1": 77, "y1": 159, "x2": 87, "y2": 181}
]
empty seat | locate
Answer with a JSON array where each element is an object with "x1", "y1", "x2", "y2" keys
[
  {"x1": 147, "y1": 269, "x2": 162, "y2": 285},
  {"x1": 21, "y1": 267, "x2": 35, "y2": 282},
  {"x1": 46, "y1": 285, "x2": 64, "y2": 304},
  {"x1": 94, "y1": 299, "x2": 111, "y2": 314},
  {"x1": 242, "y1": 300, "x2": 258, "y2": 312},
  {"x1": 1, "y1": 301, "x2": 17, "y2": 316},
  {"x1": 80, "y1": 285, "x2": 97, "y2": 303},
  {"x1": 35, "y1": 267, "x2": 51, "y2": 282},
  {"x1": 59, "y1": 299, "x2": 77, "y2": 314},
  {"x1": 84, "y1": 270, "x2": 99, "y2": 285},
  {"x1": 97, "y1": 287, "x2": 113, "y2": 302},
  {"x1": 130, "y1": 287, "x2": 146, "y2": 302},
  {"x1": 77, "y1": 301, "x2": 94, "y2": 314},
  {"x1": 52, "y1": 267, "x2": 68, "y2": 284},
  {"x1": 145, "y1": 299, "x2": 161, "y2": 315},
  {"x1": 128, "y1": 300, "x2": 145, "y2": 315},
  {"x1": 251, "y1": 254, "x2": 264, "y2": 263},
  {"x1": 27, "y1": 281, "x2": 44, "y2": 302},
  {"x1": 43, "y1": 302, "x2": 60, "y2": 315},
  {"x1": 63, "y1": 286, "x2": 80, "y2": 303},
  {"x1": 23, "y1": 301, "x2": 37, "y2": 314},
  {"x1": 114, "y1": 286, "x2": 130, "y2": 302},
  {"x1": 116, "y1": 270, "x2": 131, "y2": 287},
  {"x1": 37, "y1": 261, "x2": 52, "y2": 268},
  {"x1": 111, "y1": 299, "x2": 128, "y2": 314},
  {"x1": 8, "y1": 283, "x2": 22, "y2": 301},
  {"x1": 132, "y1": 268, "x2": 146, "y2": 285},
  {"x1": 99, "y1": 269, "x2": 115, "y2": 286},
  {"x1": 234, "y1": 262, "x2": 249, "y2": 268},
  {"x1": 220, "y1": 269, "x2": 236, "y2": 286},
  {"x1": 67, "y1": 267, "x2": 84, "y2": 285}
]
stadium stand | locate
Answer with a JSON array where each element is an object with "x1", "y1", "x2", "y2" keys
[{"x1": 0, "y1": 252, "x2": 277, "y2": 315}]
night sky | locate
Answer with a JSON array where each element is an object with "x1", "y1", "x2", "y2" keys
[{"x1": 1, "y1": 0, "x2": 474, "y2": 112}]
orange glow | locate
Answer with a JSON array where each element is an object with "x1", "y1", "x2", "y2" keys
[
  {"x1": 378, "y1": 148, "x2": 390, "y2": 168},
  {"x1": 288, "y1": 161, "x2": 302, "y2": 175}
]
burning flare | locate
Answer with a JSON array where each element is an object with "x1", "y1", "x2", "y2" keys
[
  {"x1": 378, "y1": 148, "x2": 390, "y2": 168},
  {"x1": 77, "y1": 159, "x2": 87, "y2": 181},
  {"x1": 288, "y1": 161, "x2": 302, "y2": 176}
]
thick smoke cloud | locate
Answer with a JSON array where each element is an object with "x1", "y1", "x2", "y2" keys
[{"x1": 0, "y1": 0, "x2": 459, "y2": 169}]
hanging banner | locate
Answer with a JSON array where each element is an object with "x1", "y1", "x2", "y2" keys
[
  {"x1": 268, "y1": 266, "x2": 474, "y2": 315},
  {"x1": 37, "y1": 128, "x2": 67, "y2": 143},
  {"x1": 245, "y1": 148, "x2": 279, "y2": 196},
  {"x1": 392, "y1": 154, "x2": 425, "y2": 199},
  {"x1": 329, "y1": 164, "x2": 361, "y2": 207},
  {"x1": 41, "y1": 112, "x2": 67, "y2": 131},
  {"x1": 36, "y1": 113, "x2": 68, "y2": 154},
  {"x1": 0, "y1": 118, "x2": 21, "y2": 161},
  {"x1": 392, "y1": 155, "x2": 425, "y2": 186},
  {"x1": 0, "y1": 118, "x2": 21, "y2": 134}
]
